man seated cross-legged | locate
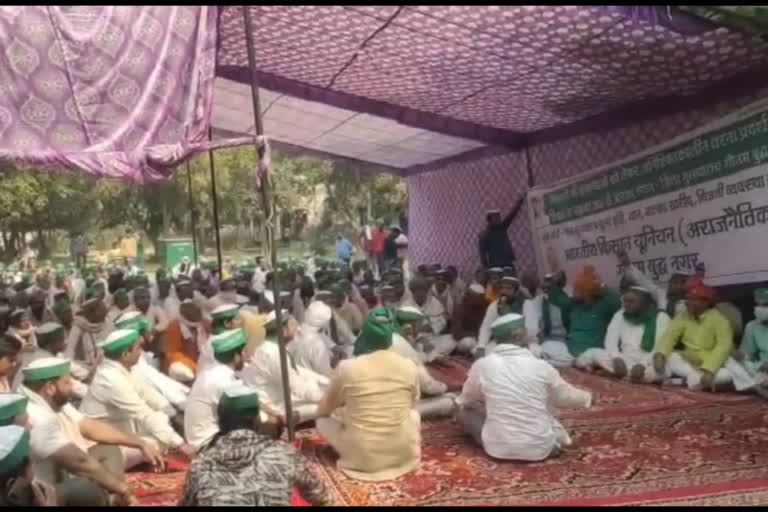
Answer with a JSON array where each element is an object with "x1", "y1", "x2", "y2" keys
[{"x1": 454, "y1": 313, "x2": 593, "y2": 461}]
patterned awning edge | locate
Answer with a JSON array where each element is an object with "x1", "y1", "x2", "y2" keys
[
  {"x1": 216, "y1": 5, "x2": 768, "y2": 175},
  {"x1": 0, "y1": 6, "x2": 249, "y2": 183}
]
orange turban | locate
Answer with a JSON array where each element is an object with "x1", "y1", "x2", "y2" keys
[
  {"x1": 573, "y1": 265, "x2": 602, "y2": 300},
  {"x1": 686, "y1": 283, "x2": 715, "y2": 303}
]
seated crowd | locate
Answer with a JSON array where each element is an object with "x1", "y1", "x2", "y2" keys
[{"x1": 0, "y1": 249, "x2": 767, "y2": 506}]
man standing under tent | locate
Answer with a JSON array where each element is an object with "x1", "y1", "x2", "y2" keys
[
  {"x1": 654, "y1": 282, "x2": 754, "y2": 391},
  {"x1": 478, "y1": 195, "x2": 526, "y2": 274},
  {"x1": 453, "y1": 313, "x2": 593, "y2": 461}
]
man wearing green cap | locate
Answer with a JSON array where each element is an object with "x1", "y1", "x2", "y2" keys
[
  {"x1": 21, "y1": 357, "x2": 163, "y2": 505},
  {"x1": 114, "y1": 311, "x2": 190, "y2": 411},
  {"x1": 185, "y1": 328, "x2": 255, "y2": 449},
  {"x1": 454, "y1": 313, "x2": 593, "y2": 461},
  {"x1": 475, "y1": 276, "x2": 530, "y2": 359},
  {"x1": 51, "y1": 298, "x2": 74, "y2": 338},
  {"x1": 242, "y1": 310, "x2": 328, "y2": 423},
  {"x1": 0, "y1": 425, "x2": 59, "y2": 506},
  {"x1": 106, "y1": 288, "x2": 131, "y2": 325},
  {"x1": 80, "y1": 330, "x2": 194, "y2": 459},
  {"x1": 736, "y1": 288, "x2": 768, "y2": 391},
  {"x1": 20, "y1": 323, "x2": 89, "y2": 398},
  {"x1": 391, "y1": 307, "x2": 455, "y2": 418},
  {"x1": 0, "y1": 394, "x2": 28, "y2": 427},
  {"x1": 573, "y1": 287, "x2": 670, "y2": 382},
  {"x1": 179, "y1": 385, "x2": 330, "y2": 506},
  {"x1": 400, "y1": 278, "x2": 455, "y2": 362},
  {"x1": 317, "y1": 308, "x2": 421, "y2": 481}
]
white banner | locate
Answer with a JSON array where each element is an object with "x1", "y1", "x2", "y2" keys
[{"x1": 528, "y1": 98, "x2": 768, "y2": 287}]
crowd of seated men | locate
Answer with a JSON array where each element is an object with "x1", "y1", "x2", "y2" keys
[{"x1": 0, "y1": 250, "x2": 766, "y2": 506}]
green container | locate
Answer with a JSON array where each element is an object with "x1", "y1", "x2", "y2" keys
[{"x1": 156, "y1": 238, "x2": 194, "y2": 269}]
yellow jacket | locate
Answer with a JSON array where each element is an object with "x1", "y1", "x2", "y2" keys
[{"x1": 657, "y1": 308, "x2": 733, "y2": 374}]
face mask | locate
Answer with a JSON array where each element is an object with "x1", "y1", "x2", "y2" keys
[{"x1": 755, "y1": 306, "x2": 768, "y2": 323}]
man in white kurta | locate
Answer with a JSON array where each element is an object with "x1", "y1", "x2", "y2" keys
[
  {"x1": 455, "y1": 314, "x2": 593, "y2": 461},
  {"x1": 578, "y1": 287, "x2": 670, "y2": 382},
  {"x1": 400, "y1": 277, "x2": 454, "y2": 362},
  {"x1": 289, "y1": 301, "x2": 337, "y2": 378},
  {"x1": 474, "y1": 277, "x2": 530, "y2": 358},
  {"x1": 20, "y1": 357, "x2": 164, "y2": 505},
  {"x1": 79, "y1": 330, "x2": 191, "y2": 456},
  {"x1": 114, "y1": 311, "x2": 190, "y2": 410},
  {"x1": 184, "y1": 328, "x2": 266, "y2": 450},
  {"x1": 16, "y1": 323, "x2": 89, "y2": 398},
  {"x1": 241, "y1": 311, "x2": 328, "y2": 423}
]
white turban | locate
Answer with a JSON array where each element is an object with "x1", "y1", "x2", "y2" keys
[{"x1": 304, "y1": 300, "x2": 332, "y2": 329}]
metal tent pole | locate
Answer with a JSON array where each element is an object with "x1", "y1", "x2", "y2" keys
[
  {"x1": 186, "y1": 161, "x2": 199, "y2": 265},
  {"x1": 242, "y1": 4, "x2": 295, "y2": 441},
  {"x1": 207, "y1": 128, "x2": 224, "y2": 277}
]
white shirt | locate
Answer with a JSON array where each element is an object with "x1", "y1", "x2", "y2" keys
[
  {"x1": 390, "y1": 333, "x2": 447, "y2": 396},
  {"x1": 184, "y1": 363, "x2": 241, "y2": 448},
  {"x1": 401, "y1": 295, "x2": 447, "y2": 335},
  {"x1": 603, "y1": 309, "x2": 670, "y2": 360},
  {"x1": 24, "y1": 386, "x2": 94, "y2": 459},
  {"x1": 80, "y1": 359, "x2": 183, "y2": 448},
  {"x1": 288, "y1": 326, "x2": 334, "y2": 377},
  {"x1": 241, "y1": 339, "x2": 327, "y2": 416},
  {"x1": 522, "y1": 292, "x2": 568, "y2": 342},
  {"x1": 457, "y1": 345, "x2": 591, "y2": 461}
]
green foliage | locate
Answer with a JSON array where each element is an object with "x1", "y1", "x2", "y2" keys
[{"x1": 0, "y1": 147, "x2": 406, "y2": 257}]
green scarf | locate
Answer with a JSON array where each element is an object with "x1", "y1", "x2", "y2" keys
[
  {"x1": 353, "y1": 307, "x2": 398, "y2": 356},
  {"x1": 623, "y1": 307, "x2": 658, "y2": 353},
  {"x1": 498, "y1": 295, "x2": 524, "y2": 316}
]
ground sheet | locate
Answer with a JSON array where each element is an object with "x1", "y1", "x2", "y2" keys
[{"x1": 128, "y1": 358, "x2": 768, "y2": 506}]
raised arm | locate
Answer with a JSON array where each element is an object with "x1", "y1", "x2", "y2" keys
[{"x1": 501, "y1": 195, "x2": 527, "y2": 229}]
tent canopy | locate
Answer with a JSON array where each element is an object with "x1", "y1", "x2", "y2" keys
[
  {"x1": 0, "y1": 6, "x2": 767, "y2": 180},
  {"x1": 214, "y1": 5, "x2": 768, "y2": 175}
]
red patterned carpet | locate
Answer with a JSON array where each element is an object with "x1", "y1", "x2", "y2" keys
[{"x1": 128, "y1": 358, "x2": 768, "y2": 506}]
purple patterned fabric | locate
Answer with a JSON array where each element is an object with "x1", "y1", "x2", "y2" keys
[
  {"x1": 0, "y1": 6, "x2": 246, "y2": 182},
  {"x1": 217, "y1": 6, "x2": 768, "y2": 141},
  {"x1": 407, "y1": 86, "x2": 768, "y2": 278}
]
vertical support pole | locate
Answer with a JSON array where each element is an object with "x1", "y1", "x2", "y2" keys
[
  {"x1": 186, "y1": 161, "x2": 199, "y2": 265},
  {"x1": 242, "y1": 5, "x2": 295, "y2": 441},
  {"x1": 208, "y1": 128, "x2": 224, "y2": 278}
]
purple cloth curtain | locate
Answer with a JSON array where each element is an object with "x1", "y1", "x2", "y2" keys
[{"x1": 0, "y1": 6, "x2": 247, "y2": 182}]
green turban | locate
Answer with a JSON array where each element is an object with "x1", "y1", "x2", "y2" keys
[{"x1": 353, "y1": 307, "x2": 399, "y2": 356}]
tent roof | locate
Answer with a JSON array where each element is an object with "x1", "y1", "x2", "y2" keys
[{"x1": 215, "y1": 5, "x2": 768, "y2": 174}]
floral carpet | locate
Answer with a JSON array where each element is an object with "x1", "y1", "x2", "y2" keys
[{"x1": 128, "y1": 359, "x2": 768, "y2": 506}]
